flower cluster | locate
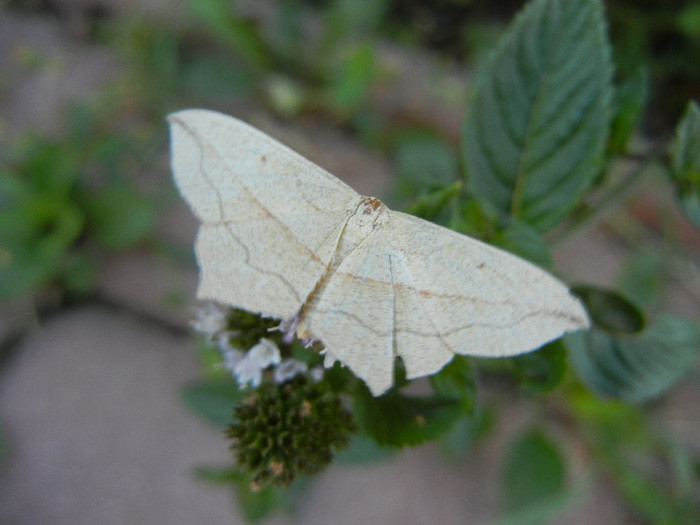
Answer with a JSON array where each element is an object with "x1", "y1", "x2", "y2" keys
[
  {"x1": 191, "y1": 302, "x2": 356, "y2": 487},
  {"x1": 227, "y1": 374, "x2": 356, "y2": 487},
  {"x1": 192, "y1": 302, "x2": 321, "y2": 389}
]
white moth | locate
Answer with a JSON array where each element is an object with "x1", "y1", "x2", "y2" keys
[{"x1": 169, "y1": 109, "x2": 590, "y2": 396}]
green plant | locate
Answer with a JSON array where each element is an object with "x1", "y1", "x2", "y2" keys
[
  {"x1": 0, "y1": 104, "x2": 157, "y2": 301},
  {"x1": 173, "y1": 0, "x2": 700, "y2": 522}
]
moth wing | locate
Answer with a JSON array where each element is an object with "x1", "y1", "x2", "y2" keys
[
  {"x1": 169, "y1": 109, "x2": 360, "y2": 318},
  {"x1": 385, "y1": 211, "x2": 589, "y2": 380}
]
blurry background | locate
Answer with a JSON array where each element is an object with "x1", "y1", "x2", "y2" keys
[{"x1": 0, "y1": 0, "x2": 699, "y2": 523}]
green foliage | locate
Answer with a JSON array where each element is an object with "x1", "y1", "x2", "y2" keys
[
  {"x1": 181, "y1": 377, "x2": 245, "y2": 428},
  {"x1": 194, "y1": 465, "x2": 298, "y2": 522},
  {"x1": 353, "y1": 387, "x2": 465, "y2": 447},
  {"x1": 567, "y1": 315, "x2": 700, "y2": 403},
  {"x1": 393, "y1": 129, "x2": 461, "y2": 204},
  {"x1": 0, "y1": 106, "x2": 156, "y2": 301},
  {"x1": 608, "y1": 67, "x2": 649, "y2": 154},
  {"x1": 502, "y1": 428, "x2": 566, "y2": 512},
  {"x1": 670, "y1": 100, "x2": 700, "y2": 227},
  {"x1": 572, "y1": 285, "x2": 646, "y2": 334},
  {"x1": 462, "y1": 0, "x2": 613, "y2": 231}
]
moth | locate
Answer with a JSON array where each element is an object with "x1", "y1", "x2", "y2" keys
[{"x1": 169, "y1": 109, "x2": 589, "y2": 395}]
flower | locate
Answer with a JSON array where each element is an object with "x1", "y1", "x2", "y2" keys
[
  {"x1": 273, "y1": 358, "x2": 308, "y2": 384},
  {"x1": 221, "y1": 348, "x2": 245, "y2": 373},
  {"x1": 247, "y1": 338, "x2": 282, "y2": 368},
  {"x1": 227, "y1": 375, "x2": 356, "y2": 487},
  {"x1": 191, "y1": 302, "x2": 229, "y2": 336},
  {"x1": 309, "y1": 366, "x2": 324, "y2": 382},
  {"x1": 232, "y1": 338, "x2": 281, "y2": 388}
]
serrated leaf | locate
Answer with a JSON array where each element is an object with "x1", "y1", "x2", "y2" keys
[
  {"x1": 353, "y1": 389, "x2": 463, "y2": 447},
  {"x1": 670, "y1": 101, "x2": 700, "y2": 228},
  {"x1": 572, "y1": 285, "x2": 645, "y2": 334},
  {"x1": 462, "y1": 0, "x2": 612, "y2": 231},
  {"x1": 567, "y1": 315, "x2": 700, "y2": 403},
  {"x1": 181, "y1": 377, "x2": 244, "y2": 428},
  {"x1": 502, "y1": 428, "x2": 565, "y2": 512}
]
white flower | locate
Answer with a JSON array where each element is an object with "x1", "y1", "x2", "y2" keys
[
  {"x1": 233, "y1": 356, "x2": 264, "y2": 388},
  {"x1": 247, "y1": 338, "x2": 282, "y2": 368},
  {"x1": 191, "y1": 302, "x2": 229, "y2": 336},
  {"x1": 214, "y1": 330, "x2": 240, "y2": 352},
  {"x1": 273, "y1": 358, "x2": 308, "y2": 384},
  {"x1": 221, "y1": 348, "x2": 245, "y2": 373},
  {"x1": 309, "y1": 366, "x2": 324, "y2": 382},
  {"x1": 232, "y1": 338, "x2": 281, "y2": 389}
]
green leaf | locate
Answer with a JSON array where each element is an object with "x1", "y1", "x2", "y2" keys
[
  {"x1": 616, "y1": 251, "x2": 665, "y2": 310},
  {"x1": 328, "y1": 43, "x2": 376, "y2": 114},
  {"x1": 402, "y1": 181, "x2": 463, "y2": 223},
  {"x1": 336, "y1": 433, "x2": 395, "y2": 464},
  {"x1": 430, "y1": 356, "x2": 476, "y2": 414},
  {"x1": 0, "y1": 203, "x2": 84, "y2": 300},
  {"x1": 182, "y1": 56, "x2": 255, "y2": 97},
  {"x1": 85, "y1": 187, "x2": 156, "y2": 250},
  {"x1": 188, "y1": 0, "x2": 272, "y2": 70},
  {"x1": 181, "y1": 377, "x2": 244, "y2": 428},
  {"x1": 492, "y1": 220, "x2": 552, "y2": 268},
  {"x1": 608, "y1": 67, "x2": 649, "y2": 154},
  {"x1": 395, "y1": 129, "x2": 460, "y2": 202},
  {"x1": 572, "y1": 285, "x2": 645, "y2": 334},
  {"x1": 502, "y1": 428, "x2": 565, "y2": 512},
  {"x1": 670, "y1": 100, "x2": 700, "y2": 228},
  {"x1": 462, "y1": 0, "x2": 612, "y2": 231},
  {"x1": 353, "y1": 389, "x2": 463, "y2": 447},
  {"x1": 567, "y1": 315, "x2": 700, "y2": 403},
  {"x1": 508, "y1": 339, "x2": 567, "y2": 393}
]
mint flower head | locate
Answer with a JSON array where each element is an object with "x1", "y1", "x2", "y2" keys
[{"x1": 226, "y1": 375, "x2": 356, "y2": 488}]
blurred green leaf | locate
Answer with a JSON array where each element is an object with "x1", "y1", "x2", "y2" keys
[
  {"x1": 440, "y1": 404, "x2": 494, "y2": 458},
  {"x1": 502, "y1": 428, "x2": 565, "y2": 512},
  {"x1": 188, "y1": 0, "x2": 272, "y2": 70},
  {"x1": 328, "y1": 43, "x2": 376, "y2": 114},
  {"x1": 403, "y1": 181, "x2": 462, "y2": 223},
  {"x1": 670, "y1": 100, "x2": 700, "y2": 228},
  {"x1": 183, "y1": 56, "x2": 256, "y2": 97},
  {"x1": 509, "y1": 339, "x2": 567, "y2": 393},
  {"x1": 181, "y1": 377, "x2": 244, "y2": 428},
  {"x1": 0, "y1": 203, "x2": 84, "y2": 300},
  {"x1": 85, "y1": 187, "x2": 156, "y2": 250},
  {"x1": 493, "y1": 220, "x2": 552, "y2": 268},
  {"x1": 336, "y1": 433, "x2": 395, "y2": 463},
  {"x1": 567, "y1": 315, "x2": 700, "y2": 403},
  {"x1": 616, "y1": 251, "x2": 665, "y2": 310},
  {"x1": 572, "y1": 285, "x2": 645, "y2": 334},
  {"x1": 195, "y1": 465, "x2": 298, "y2": 522},
  {"x1": 608, "y1": 67, "x2": 649, "y2": 154},
  {"x1": 394, "y1": 129, "x2": 460, "y2": 201},
  {"x1": 353, "y1": 388, "x2": 463, "y2": 447},
  {"x1": 430, "y1": 355, "x2": 476, "y2": 414},
  {"x1": 462, "y1": 0, "x2": 612, "y2": 231}
]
